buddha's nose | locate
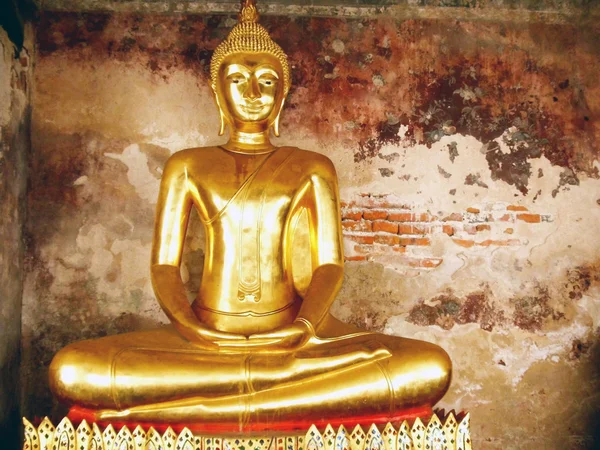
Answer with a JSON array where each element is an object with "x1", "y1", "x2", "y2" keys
[{"x1": 245, "y1": 77, "x2": 261, "y2": 100}]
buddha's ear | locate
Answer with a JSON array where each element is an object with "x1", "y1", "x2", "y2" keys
[
  {"x1": 272, "y1": 97, "x2": 286, "y2": 137},
  {"x1": 211, "y1": 84, "x2": 227, "y2": 136}
]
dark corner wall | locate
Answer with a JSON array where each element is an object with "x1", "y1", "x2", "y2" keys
[{"x1": 0, "y1": 0, "x2": 33, "y2": 447}]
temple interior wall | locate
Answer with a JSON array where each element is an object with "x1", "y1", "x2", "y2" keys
[
  {"x1": 5, "y1": 2, "x2": 599, "y2": 448},
  {"x1": 0, "y1": 16, "x2": 32, "y2": 448}
]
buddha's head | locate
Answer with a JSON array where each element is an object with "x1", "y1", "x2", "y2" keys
[{"x1": 210, "y1": 0, "x2": 291, "y2": 137}]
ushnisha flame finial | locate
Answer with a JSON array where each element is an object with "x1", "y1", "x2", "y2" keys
[
  {"x1": 239, "y1": 0, "x2": 259, "y2": 23},
  {"x1": 210, "y1": 0, "x2": 291, "y2": 92}
]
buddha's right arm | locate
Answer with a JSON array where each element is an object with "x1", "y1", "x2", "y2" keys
[
  {"x1": 151, "y1": 265, "x2": 246, "y2": 347},
  {"x1": 151, "y1": 154, "x2": 245, "y2": 347}
]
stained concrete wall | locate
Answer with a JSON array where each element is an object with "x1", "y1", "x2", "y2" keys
[
  {"x1": 23, "y1": 9, "x2": 600, "y2": 449},
  {"x1": 0, "y1": 23, "x2": 32, "y2": 448}
]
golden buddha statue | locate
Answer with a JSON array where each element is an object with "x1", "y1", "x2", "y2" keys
[{"x1": 48, "y1": 0, "x2": 451, "y2": 428}]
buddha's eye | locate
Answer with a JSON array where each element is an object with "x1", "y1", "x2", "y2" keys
[
  {"x1": 259, "y1": 77, "x2": 275, "y2": 87},
  {"x1": 228, "y1": 74, "x2": 246, "y2": 85}
]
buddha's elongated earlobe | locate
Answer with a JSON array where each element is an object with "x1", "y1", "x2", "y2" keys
[
  {"x1": 272, "y1": 97, "x2": 286, "y2": 137},
  {"x1": 212, "y1": 86, "x2": 228, "y2": 136},
  {"x1": 218, "y1": 109, "x2": 227, "y2": 136}
]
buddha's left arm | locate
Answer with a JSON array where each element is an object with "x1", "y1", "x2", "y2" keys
[
  {"x1": 245, "y1": 156, "x2": 344, "y2": 349},
  {"x1": 294, "y1": 157, "x2": 345, "y2": 332}
]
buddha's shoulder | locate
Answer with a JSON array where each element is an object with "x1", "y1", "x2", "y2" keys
[
  {"x1": 163, "y1": 146, "x2": 224, "y2": 167},
  {"x1": 286, "y1": 147, "x2": 336, "y2": 171}
]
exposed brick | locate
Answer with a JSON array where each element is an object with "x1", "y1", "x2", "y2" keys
[
  {"x1": 407, "y1": 258, "x2": 443, "y2": 268},
  {"x1": 466, "y1": 207, "x2": 480, "y2": 213},
  {"x1": 442, "y1": 224, "x2": 455, "y2": 236},
  {"x1": 442, "y1": 213, "x2": 463, "y2": 221},
  {"x1": 373, "y1": 220, "x2": 399, "y2": 234},
  {"x1": 476, "y1": 224, "x2": 491, "y2": 232},
  {"x1": 342, "y1": 210, "x2": 362, "y2": 220},
  {"x1": 392, "y1": 246, "x2": 406, "y2": 253},
  {"x1": 498, "y1": 214, "x2": 513, "y2": 222},
  {"x1": 476, "y1": 239, "x2": 521, "y2": 247},
  {"x1": 517, "y1": 213, "x2": 541, "y2": 223},
  {"x1": 363, "y1": 210, "x2": 388, "y2": 220},
  {"x1": 388, "y1": 212, "x2": 431, "y2": 222},
  {"x1": 453, "y1": 239, "x2": 475, "y2": 248},
  {"x1": 399, "y1": 237, "x2": 430, "y2": 246},
  {"x1": 504, "y1": 228, "x2": 514, "y2": 234},
  {"x1": 464, "y1": 225, "x2": 478, "y2": 235},
  {"x1": 398, "y1": 224, "x2": 429, "y2": 235},
  {"x1": 507, "y1": 205, "x2": 528, "y2": 211},
  {"x1": 345, "y1": 255, "x2": 367, "y2": 261},
  {"x1": 374, "y1": 234, "x2": 400, "y2": 245},
  {"x1": 354, "y1": 244, "x2": 375, "y2": 254},
  {"x1": 345, "y1": 233, "x2": 375, "y2": 244},
  {"x1": 388, "y1": 212, "x2": 413, "y2": 222},
  {"x1": 342, "y1": 220, "x2": 372, "y2": 232}
]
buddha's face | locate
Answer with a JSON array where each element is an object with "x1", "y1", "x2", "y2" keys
[{"x1": 214, "y1": 52, "x2": 286, "y2": 132}]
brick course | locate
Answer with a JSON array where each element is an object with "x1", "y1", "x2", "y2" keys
[{"x1": 341, "y1": 194, "x2": 553, "y2": 272}]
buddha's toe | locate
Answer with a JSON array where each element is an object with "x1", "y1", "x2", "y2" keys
[
  {"x1": 381, "y1": 338, "x2": 452, "y2": 409},
  {"x1": 49, "y1": 340, "x2": 116, "y2": 409}
]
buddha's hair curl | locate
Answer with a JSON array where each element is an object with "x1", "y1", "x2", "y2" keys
[{"x1": 210, "y1": 0, "x2": 291, "y2": 92}]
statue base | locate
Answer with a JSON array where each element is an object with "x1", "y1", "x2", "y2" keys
[{"x1": 22, "y1": 411, "x2": 472, "y2": 450}]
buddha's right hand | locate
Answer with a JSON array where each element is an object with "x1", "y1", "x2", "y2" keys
[{"x1": 175, "y1": 321, "x2": 247, "y2": 350}]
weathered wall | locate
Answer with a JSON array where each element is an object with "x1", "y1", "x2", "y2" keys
[
  {"x1": 0, "y1": 23, "x2": 31, "y2": 448},
  {"x1": 24, "y1": 10, "x2": 600, "y2": 448}
]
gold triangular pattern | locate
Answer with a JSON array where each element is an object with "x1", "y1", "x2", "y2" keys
[
  {"x1": 20, "y1": 414, "x2": 471, "y2": 450},
  {"x1": 53, "y1": 417, "x2": 76, "y2": 450},
  {"x1": 144, "y1": 427, "x2": 163, "y2": 450},
  {"x1": 176, "y1": 427, "x2": 197, "y2": 450},
  {"x1": 102, "y1": 425, "x2": 116, "y2": 449},
  {"x1": 335, "y1": 425, "x2": 350, "y2": 450},
  {"x1": 349, "y1": 425, "x2": 365, "y2": 450},
  {"x1": 396, "y1": 421, "x2": 412, "y2": 450},
  {"x1": 364, "y1": 425, "x2": 384, "y2": 450},
  {"x1": 90, "y1": 423, "x2": 104, "y2": 450},
  {"x1": 163, "y1": 427, "x2": 177, "y2": 449},
  {"x1": 456, "y1": 414, "x2": 472, "y2": 450},
  {"x1": 381, "y1": 423, "x2": 397, "y2": 450},
  {"x1": 424, "y1": 415, "x2": 444, "y2": 450},
  {"x1": 323, "y1": 424, "x2": 336, "y2": 450},
  {"x1": 38, "y1": 417, "x2": 55, "y2": 450},
  {"x1": 76, "y1": 420, "x2": 92, "y2": 450},
  {"x1": 442, "y1": 413, "x2": 457, "y2": 450},
  {"x1": 114, "y1": 425, "x2": 134, "y2": 450},
  {"x1": 410, "y1": 418, "x2": 425, "y2": 450},
  {"x1": 305, "y1": 424, "x2": 324, "y2": 450},
  {"x1": 22, "y1": 417, "x2": 39, "y2": 450},
  {"x1": 132, "y1": 425, "x2": 146, "y2": 449}
]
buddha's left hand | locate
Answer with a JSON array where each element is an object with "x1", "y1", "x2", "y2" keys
[
  {"x1": 251, "y1": 319, "x2": 313, "y2": 347},
  {"x1": 217, "y1": 319, "x2": 314, "y2": 351}
]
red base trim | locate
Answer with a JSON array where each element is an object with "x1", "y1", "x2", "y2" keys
[{"x1": 68, "y1": 405, "x2": 433, "y2": 434}]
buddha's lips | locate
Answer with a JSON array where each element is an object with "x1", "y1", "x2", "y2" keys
[
  {"x1": 68, "y1": 405, "x2": 433, "y2": 434},
  {"x1": 242, "y1": 104, "x2": 265, "y2": 113}
]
